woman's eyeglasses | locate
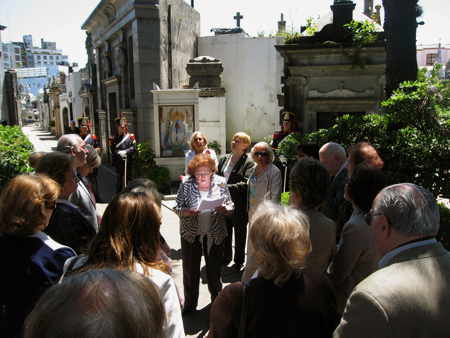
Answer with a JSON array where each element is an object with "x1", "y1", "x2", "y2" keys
[
  {"x1": 195, "y1": 172, "x2": 211, "y2": 177},
  {"x1": 254, "y1": 152, "x2": 268, "y2": 157},
  {"x1": 195, "y1": 138, "x2": 203, "y2": 142},
  {"x1": 46, "y1": 202, "x2": 57, "y2": 210}
]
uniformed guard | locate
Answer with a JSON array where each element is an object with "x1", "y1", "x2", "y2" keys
[
  {"x1": 78, "y1": 114, "x2": 100, "y2": 150},
  {"x1": 271, "y1": 111, "x2": 295, "y2": 192},
  {"x1": 109, "y1": 114, "x2": 137, "y2": 193},
  {"x1": 78, "y1": 114, "x2": 102, "y2": 202},
  {"x1": 271, "y1": 111, "x2": 295, "y2": 151}
]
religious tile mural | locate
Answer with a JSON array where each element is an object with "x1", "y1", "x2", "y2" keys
[{"x1": 159, "y1": 105, "x2": 194, "y2": 157}]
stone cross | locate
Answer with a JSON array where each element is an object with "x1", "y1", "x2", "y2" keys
[
  {"x1": 234, "y1": 12, "x2": 243, "y2": 27},
  {"x1": 281, "y1": 14, "x2": 284, "y2": 22},
  {"x1": 338, "y1": 81, "x2": 345, "y2": 90}
]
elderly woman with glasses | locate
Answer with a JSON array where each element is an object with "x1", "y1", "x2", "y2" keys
[
  {"x1": 0, "y1": 174, "x2": 76, "y2": 337},
  {"x1": 241, "y1": 142, "x2": 281, "y2": 283},
  {"x1": 175, "y1": 153, "x2": 234, "y2": 315},
  {"x1": 327, "y1": 162, "x2": 387, "y2": 314},
  {"x1": 184, "y1": 131, "x2": 218, "y2": 175}
]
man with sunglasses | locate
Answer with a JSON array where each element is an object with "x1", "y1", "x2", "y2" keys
[{"x1": 334, "y1": 183, "x2": 450, "y2": 337}]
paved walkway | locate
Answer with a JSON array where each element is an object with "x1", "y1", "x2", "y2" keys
[{"x1": 22, "y1": 125, "x2": 244, "y2": 337}]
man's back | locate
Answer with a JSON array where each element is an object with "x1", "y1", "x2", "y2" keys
[{"x1": 334, "y1": 241, "x2": 450, "y2": 338}]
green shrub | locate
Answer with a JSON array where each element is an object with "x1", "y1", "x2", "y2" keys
[
  {"x1": 133, "y1": 143, "x2": 156, "y2": 178},
  {"x1": 147, "y1": 166, "x2": 172, "y2": 195},
  {"x1": 0, "y1": 125, "x2": 34, "y2": 192},
  {"x1": 281, "y1": 191, "x2": 290, "y2": 206},
  {"x1": 277, "y1": 76, "x2": 450, "y2": 198},
  {"x1": 437, "y1": 203, "x2": 450, "y2": 251},
  {"x1": 208, "y1": 140, "x2": 221, "y2": 156}
]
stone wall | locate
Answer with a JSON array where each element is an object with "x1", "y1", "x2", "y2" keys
[{"x1": 199, "y1": 34, "x2": 285, "y2": 148}]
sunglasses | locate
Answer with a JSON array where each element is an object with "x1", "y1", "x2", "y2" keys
[
  {"x1": 254, "y1": 152, "x2": 269, "y2": 157},
  {"x1": 195, "y1": 138, "x2": 203, "y2": 142},
  {"x1": 46, "y1": 202, "x2": 57, "y2": 210}
]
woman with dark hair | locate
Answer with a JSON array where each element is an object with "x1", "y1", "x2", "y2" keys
[
  {"x1": 336, "y1": 142, "x2": 384, "y2": 241},
  {"x1": 25, "y1": 269, "x2": 165, "y2": 338},
  {"x1": 65, "y1": 191, "x2": 184, "y2": 338},
  {"x1": 327, "y1": 162, "x2": 387, "y2": 314},
  {"x1": 208, "y1": 200, "x2": 339, "y2": 338},
  {"x1": 217, "y1": 132, "x2": 254, "y2": 270},
  {"x1": 36, "y1": 152, "x2": 95, "y2": 254},
  {"x1": 175, "y1": 153, "x2": 234, "y2": 314},
  {"x1": 296, "y1": 141, "x2": 320, "y2": 160},
  {"x1": 0, "y1": 174, "x2": 76, "y2": 337},
  {"x1": 289, "y1": 158, "x2": 336, "y2": 273}
]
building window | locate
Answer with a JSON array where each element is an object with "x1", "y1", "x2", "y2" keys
[
  {"x1": 37, "y1": 55, "x2": 41, "y2": 60},
  {"x1": 56, "y1": 56, "x2": 60, "y2": 60},
  {"x1": 426, "y1": 53, "x2": 437, "y2": 66},
  {"x1": 49, "y1": 56, "x2": 53, "y2": 60},
  {"x1": 43, "y1": 55, "x2": 47, "y2": 60}
]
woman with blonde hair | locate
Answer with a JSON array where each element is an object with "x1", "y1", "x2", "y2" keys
[
  {"x1": 65, "y1": 191, "x2": 185, "y2": 338},
  {"x1": 184, "y1": 131, "x2": 218, "y2": 174},
  {"x1": 217, "y1": 132, "x2": 254, "y2": 269},
  {"x1": 208, "y1": 200, "x2": 339, "y2": 337},
  {"x1": 0, "y1": 174, "x2": 76, "y2": 337}
]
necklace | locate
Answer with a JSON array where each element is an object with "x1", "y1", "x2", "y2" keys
[
  {"x1": 229, "y1": 154, "x2": 240, "y2": 167},
  {"x1": 256, "y1": 165, "x2": 267, "y2": 178}
]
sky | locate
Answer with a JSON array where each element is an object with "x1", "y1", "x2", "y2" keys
[{"x1": 0, "y1": 0, "x2": 448, "y2": 68}]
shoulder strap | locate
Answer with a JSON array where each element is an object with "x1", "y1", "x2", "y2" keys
[
  {"x1": 116, "y1": 133, "x2": 130, "y2": 148},
  {"x1": 238, "y1": 282, "x2": 249, "y2": 338}
]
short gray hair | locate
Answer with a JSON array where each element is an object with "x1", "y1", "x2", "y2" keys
[
  {"x1": 250, "y1": 142, "x2": 274, "y2": 162},
  {"x1": 85, "y1": 146, "x2": 101, "y2": 168},
  {"x1": 57, "y1": 134, "x2": 82, "y2": 154},
  {"x1": 373, "y1": 183, "x2": 440, "y2": 237}
]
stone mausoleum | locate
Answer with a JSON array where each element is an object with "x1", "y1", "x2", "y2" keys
[
  {"x1": 276, "y1": 0, "x2": 386, "y2": 133},
  {"x1": 81, "y1": 0, "x2": 199, "y2": 164}
]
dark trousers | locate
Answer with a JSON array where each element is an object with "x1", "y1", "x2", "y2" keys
[
  {"x1": 181, "y1": 235, "x2": 224, "y2": 307},
  {"x1": 114, "y1": 157, "x2": 132, "y2": 193},
  {"x1": 223, "y1": 210, "x2": 248, "y2": 265}
]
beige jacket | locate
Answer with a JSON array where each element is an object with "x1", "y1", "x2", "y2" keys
[{"x1": 334, "y1": 241, "x2": 450, "y2": 338}]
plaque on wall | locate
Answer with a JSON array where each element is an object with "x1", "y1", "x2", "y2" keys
[{"x1": 159, "y1": 105, "x2": 194, "y2": 157}]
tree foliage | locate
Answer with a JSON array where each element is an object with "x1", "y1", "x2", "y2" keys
[{"x1": 278, "y1": 74, "x2": 450, "y2": 197}]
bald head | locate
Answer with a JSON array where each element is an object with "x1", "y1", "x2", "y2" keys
[{"x1": 319, "y1": 142, "x2": 347, "y2": 177}]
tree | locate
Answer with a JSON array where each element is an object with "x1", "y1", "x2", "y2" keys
[{"x1": 383, "y1": 0, "x2": 419, "y2": 97}]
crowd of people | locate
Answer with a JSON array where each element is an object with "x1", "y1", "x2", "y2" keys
[{"x1": 1, "y1": 115, "x2": 450, "y2": 338}]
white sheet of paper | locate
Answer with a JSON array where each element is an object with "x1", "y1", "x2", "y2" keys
[{"x1": 197, "y1": 197, "x2": 226, "y2": 211}]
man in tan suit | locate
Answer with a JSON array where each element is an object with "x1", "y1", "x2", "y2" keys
[{"x1": 334, "y1": 183, "x2": 450, "y2": 338}]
